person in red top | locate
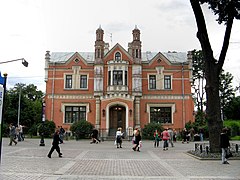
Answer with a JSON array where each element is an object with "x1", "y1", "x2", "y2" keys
[{"x1": 161, "y1": 128, "x2": 170, "y2": 151}]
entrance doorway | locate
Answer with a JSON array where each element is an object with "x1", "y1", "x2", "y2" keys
[{"x1": 109, "y1": 105, "x2": 126, "y2": 136}]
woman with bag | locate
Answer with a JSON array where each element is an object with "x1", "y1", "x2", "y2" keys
[
  {"x1": 132, "y1": 129, "x2": 141, "y2": 152},
  {"x1": 115, "y1": 127, "x2": 123, "y2": 148},
  {"x1": 220, "y1": 128, "x2": 231, "y2": 164}
]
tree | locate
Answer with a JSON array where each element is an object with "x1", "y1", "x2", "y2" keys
[
  {"x1": 192, "y1": 50, "x2": 206, "y2": 112},
  {"x1": 219, "y1": 70, "x2": 235, "y2": 120},
  {"x1": 190, "y1": 0, "x2": 240, "y2": 152},
  {"x1": 4, "y1": 83, "x2": 44, "y2": 134},
  {"x1": 224, "y1": 96, "x2": 240, "y2": 120}
]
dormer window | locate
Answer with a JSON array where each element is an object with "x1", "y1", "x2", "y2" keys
[{"x1": 115, "y1": 52, "x2": 121, "y2": 60}]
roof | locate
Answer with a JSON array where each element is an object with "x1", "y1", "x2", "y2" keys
[{"x1": 49, "y1": 51, "x2": 187, "y2": 64}]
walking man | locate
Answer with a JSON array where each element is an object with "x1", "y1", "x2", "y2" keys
[
  {"x1": 9, "y1": 123, "x2": 17, "y2": 146},
  {"x1": 48, "y1": 129, "x2": 63, "y2": 158}
]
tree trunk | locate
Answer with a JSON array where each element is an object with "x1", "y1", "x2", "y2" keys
[{"x1": 205, "y1": 59, "x2": 222, "y2": 153}]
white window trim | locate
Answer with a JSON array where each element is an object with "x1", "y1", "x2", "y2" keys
[
  {"x1": 61, "y1": 103, "x2": 90, "y2": 124},
  {"x1": 146, "y1": 103, "x2": 175, "y2": 124}
]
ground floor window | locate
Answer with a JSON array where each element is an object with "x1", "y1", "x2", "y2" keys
[
  {"x1": 150, "y1": 107, "x2": 171, "y2": 124},
  {"x1": 65, "y1": 106, "x2": 86, "y2": 123}
]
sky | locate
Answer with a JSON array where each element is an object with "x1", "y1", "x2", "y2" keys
[{"x1": 0, "y1": 0, "x2": 240, "y2": 93}]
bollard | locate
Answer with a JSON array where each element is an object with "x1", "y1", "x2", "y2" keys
[
  {"x1": 195, "y1": 143, "x2": 198, "y2": 151},
  {"x1": 206, "y1": 146, "x2": 209, "y2": 154},
  {"x1": 200, "y1": 144, "x2": 203, "y2": 153},
  {"x1": 236, "y1": 144, "x2": 239, "y2": 153}
]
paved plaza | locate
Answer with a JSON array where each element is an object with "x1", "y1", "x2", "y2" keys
[{"x1": 0, "y1": 138, "x2": 239, "y2": 180}]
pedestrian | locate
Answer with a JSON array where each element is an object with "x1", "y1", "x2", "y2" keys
[
  {"x1": 48, "y1": 129, "x2": 63, "y2": 158},
  {"x1": 90, "y1": 128, "x2": 101, "y2": 144},
  {"x1": 115, "y1": 127, "x2": 123, "y2": 148},
  {"x1": 59, "y1": 126, "x2": 65, "y2": 143},
  {"x1": 132, "y1": 129, "x2": 141, "y2": 152},
  {"x1": 9, "y1": 123, "x2": 17, "y2": 146},
  {"x1": 173, "y1": 129, "x2": 177, "y2": 142},
  {"x1": 220, "y1": 128, "x2": 230, "y2": 164},
  {"x1": 153, "y1": 129, "x2": 161, "y2": 148},
  {"x1": 189, "y1": 127, "x2": 195, "y2": 142},
  {"x1": 182, "y1": 128, "x2": 189, "y2": 143},
  {"x1": 19, "y1": 124, "x2": 24, "y2": 141},
  {"x1": 162, "y1": 128, "x2": 170, "y2": 150},
  {"x1": 199, "y1": 128, "x2": 204, "y2": 141},
  {"x1": 167, "y1": 128, "x2": 174, "y2": 147}
]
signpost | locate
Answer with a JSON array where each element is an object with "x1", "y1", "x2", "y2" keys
[{"x1": 0, "y1": 73, "x2": 7, "y2": 164}]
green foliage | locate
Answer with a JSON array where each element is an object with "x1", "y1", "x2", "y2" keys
[
  {"x1": 2, "y1": 123, "x2": 9, "y2": 137},
  {"x1": 223, "y1": 120, "x2": 240, "y2": 137},
  {"x1": 231, "y1": 136, "x2": 240, "y2": 140},
  {"x1": 70, "y1": 120, "x2": 94, "y2": 140},
  {"x1": 38, "y1": 120, "x2": 56, "y2": 138},
  {"x1": 142, "y1": 122, "x2": 164, "y2": 140},
  {"x1": 224, "y1": 96, "x2": 240, "y2": 120},
  {"x1": 199, "y1": 0, "x2": 240, "y2": 24},
  {"x1": 28, "y1": 123, "x2": 38, "y2": 137},
  {"x1": 191, "y1": 49, "x2": 205, "y2": 112},
  {"x1": 219, "y1": 70, "x2": 235, "y2": 119},
  {"x1": 4, "y1": 83, "x2": 44, "y2": 131}
]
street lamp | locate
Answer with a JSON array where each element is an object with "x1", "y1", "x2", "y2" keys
[
  {"x1": 0, "y1": 58, "x2": 28, "y2": 67},
  {"x1": 39, "y1": 100, "x2": 45, "y2": 146}
]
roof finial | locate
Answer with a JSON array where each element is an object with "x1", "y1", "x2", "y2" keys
[
  {"x1": 135, "y1": 25, "x2": 138, "y2": 29},
  {"x1": 99, "y1": 25, "x2": 102, "y2": 29}
]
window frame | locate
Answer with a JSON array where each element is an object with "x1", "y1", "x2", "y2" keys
[
  {"x1": 64, "y1": 106, "x2": 86, "y2": 124},
  {"x1": 150, "y1": 107, "x2": 172, "y2": 124},
  {"x1": 80, "y1": 74, "x2": 87, "y2": 89},
  {"x1": 65, "y1": 75, "x2": 72, "y2": 89},
  {"x1": 113, "y1": 70, "x2": 123, "y2": 85},
  {"x1": 115, "y1": 52, "x2": 121, "y2": 60},
  {"x1": 149, "y1": 75, "x2": 156, "y2": 90},
  {"x1": 164, "y1": 75, "x2": 171, "y2": 89}
]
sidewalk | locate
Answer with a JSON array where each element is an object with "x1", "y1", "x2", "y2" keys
[{"x1": 0, "y1": 138, "x2": 239, "y2": 180}]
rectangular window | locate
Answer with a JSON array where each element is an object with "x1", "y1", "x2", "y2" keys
[
  {"x1": 65, "y1": 106, "x2": 86, "y2": 123},
  {"x1": 125, "y1": 71, "x2": 127, "y2": 85},
  {"x1": 113, "y1": 70, "x2": 123, "y2": 85},
  {"x1": 164, "y1": 75, "x2": 171, "y2": 89},
  {"x1": 150, "y1": 107, "x2": 171, "y2": 124},
  {"x1": 108, "y1": 71, "x2": 111, "y2": 85},
  {"x1": 80, "y1": 75, "x2": 87, "y2": 88},
  {"x1": 149, "y1": 75, "x2": 156, "y2": 89},
  {"x1": 65, "y1": 75, "x2": 72, "y2": 88}
]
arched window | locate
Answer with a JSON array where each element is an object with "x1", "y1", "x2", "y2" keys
[{"x1": 115, "y1": 52, "x2": 121, "y2": 60}]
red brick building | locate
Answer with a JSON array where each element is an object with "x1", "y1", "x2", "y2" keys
[{"x1": 44, "y1": 26, "x2": 194, "y2": 136}]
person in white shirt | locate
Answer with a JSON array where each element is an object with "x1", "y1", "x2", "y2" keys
[{"x1": 115, "y1": 127, "x2": 123, "y2": 148}]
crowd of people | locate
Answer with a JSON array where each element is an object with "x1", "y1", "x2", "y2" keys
[{"x1": 7, "y1": 123, "x2": 232, "y2": 164}]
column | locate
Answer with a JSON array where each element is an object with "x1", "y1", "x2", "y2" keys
[
  {"x1": 134, "y1": 97, "x2": 141, "y2": 128},
  {"x1": 95, "y1": 97, "x2": 101, "y2": 129}
]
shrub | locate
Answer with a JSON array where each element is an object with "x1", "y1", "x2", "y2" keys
[
  {"x1": 38, "y1": 120, "x2": 56, "y2": 138},
  {"x1": 224, "y1": 120, "x2": 240, "y2": 137},
  {"x1": 28, "y1": 123, "x2": 38, "y2": 137},
  {"x1": 142, "y1": 122, "x2": 164, "y2": 140},
  {"x1": 70, "y1": 120, "x2": 94, "y2": 140}
]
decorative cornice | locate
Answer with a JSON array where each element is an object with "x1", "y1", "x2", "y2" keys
[
  {"x1": 142, "y1": 94, "x2": 191, "y2": 100},
  {"x1": 48, "y1": 94, "x2": 94, "y2": 99}
]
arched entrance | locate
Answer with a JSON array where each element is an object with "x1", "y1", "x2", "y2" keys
[{"x1": 109, "y1": 105, "x2": 126, "y2": 136}]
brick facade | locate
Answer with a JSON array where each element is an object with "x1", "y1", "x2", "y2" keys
[{"x1": 44, "y1": 26, "x2": 194, "y2": 136}]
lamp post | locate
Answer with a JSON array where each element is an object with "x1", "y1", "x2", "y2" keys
[
  {"x1": 39, "y1": 100, "x2": 45, "y2": 146},
  {"x1": 0, "y1": 58, "x2": 28, "y2": 163},
  {"x1": 0, "y1": 58, "x2": 28, "y2": 67},
  {"x1": 0, "y1": 73, "x2": 7, "y2": 164}
]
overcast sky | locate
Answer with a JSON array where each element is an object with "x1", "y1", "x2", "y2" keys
[{"x1": 0, "y1": 0, "x2": 240, "y2": 92}]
